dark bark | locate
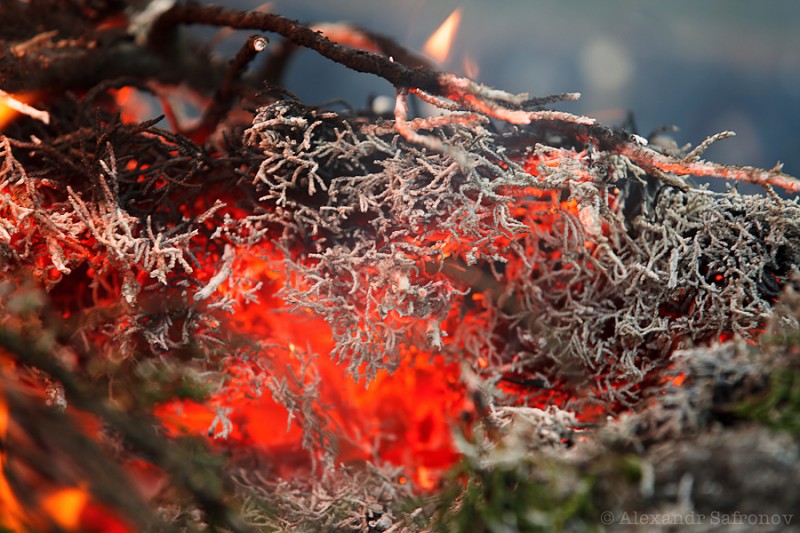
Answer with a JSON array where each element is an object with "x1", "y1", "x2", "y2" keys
[{"x1": 156, "y1": 1, "x2": 444, "y2": 94}]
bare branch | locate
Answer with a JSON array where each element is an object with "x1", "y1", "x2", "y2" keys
[
  {"x1": 195, "y1": 34, "x2": 269, "y2": 136},
  {"x1": 684, "y1": 130, "x2": 736, "y2": 162}
]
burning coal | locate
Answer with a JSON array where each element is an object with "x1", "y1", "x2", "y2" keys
[{"x1": 1, "y1": 2, "x2": 800, "y2": 532}]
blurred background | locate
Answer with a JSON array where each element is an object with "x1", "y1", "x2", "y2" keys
[{"x1": 220, "y1": 0, "x2": 800, "y2": 190}]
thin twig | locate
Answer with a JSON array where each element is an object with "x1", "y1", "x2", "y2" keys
[
  {"x1": 393, "y1": 88, "x2": 471, "y2": 167},
  {"x1": 536, "y1": 122, "x2": 800, "y2": 193},
  {"x1": 157, "y1": 3, "x2": 594, "y2": 127},
  {"x1": 156, "y1": 2, "x2": 443, "y2": 93},
  {"x1": 156, "y1": 3, "x2": 799, "y2": 193},
  {"x1": 684, "y1": 130, "x2": 736, "y2": 162},
  {"x1": 195, "y1": 34, "x2": 269, "y2": 137}
]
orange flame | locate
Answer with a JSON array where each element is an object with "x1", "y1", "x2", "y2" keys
[
  {"x1": 423, "y1": 8, "x2": 461, "y2": 63},
  {"x1": 154, "y1": 242, "x2": 463, "y2": 489},
  {"x1": 41, "y1": 488, "x2": 90, "y2": 531},
  {"x1": 0, "y1": 474, "x2": 24, "y2": 532},
  {"x1": 0, "y1": 382, "x2": 25, "y2": 532},
  {"x1": 463, "y1": 53, "x2": 479, "y2": 79},
  {"x1": 0, "y1": 91, "x2": 46, "y2": 130}
]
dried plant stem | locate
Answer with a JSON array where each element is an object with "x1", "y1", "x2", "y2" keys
[
  {"x1": 614, "y1": 132, "x2": 800, "y2": 193},
  {"x1": 556, "y1": 122, "x2": 800, "y2": 193},
  {"x1": 393, "y1": 89, "x2": 448, "y2": 153},
  {"x1": 157, "y1": 2, "x2": 443, "y2": 93},
  {"x1": 195, "y1": 34, "x2": 269, "y2": 136},
  {"x1": 684, "y1": 130, "x2": 736, "y2": 162},
  {"x1": 159, "y1": 3, "x2": 798, "y2": 193},
  {"x1": 158, "y1": 3, "x2": 587, "y2": 125}
]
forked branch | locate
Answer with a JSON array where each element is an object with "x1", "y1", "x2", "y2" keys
[{"x1": 157, "y1": 2, "x2": 799, "y2": 193}]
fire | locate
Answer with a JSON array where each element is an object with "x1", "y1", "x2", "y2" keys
[
  {"x1": 0, "y1": 124, "x2": 603, "y2": 523},
  {"x1": 41, "y1": 488, "x2": 90, "y2": 531},
  {"x1": 0, "y1": 91, "x2": 48, "y2": 130},
  {"x1": 0, "y1": 1, "x2": 796, "y2": 528},
  {"x1": 110, "y1": 87, "x2": 155, "y2": 125},
  {"x1": 423, "y1": 8, "x2": 462, "y2": 63},
  {"x1": 0, "y1": 382, "x2": 133, "y2": 532},
  {"x1": 155, "y1": 242, "x2": 464, "y2": 489},
  {"x1": 0, "y1": 384, "x2": 24, "y2": 532},
  {"x1": 463, "y1": 53, "x2": 480, "y2": 79}
]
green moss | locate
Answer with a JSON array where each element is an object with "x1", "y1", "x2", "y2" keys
[
  {"x1": 120, "y1": 359, "x2": 212, "y2": 408},
  {"x1": 172, "y1": 376, "x2": 213, "y2": 402},
  {"x1": 760, "y1": 332, "x2": 800, "y2": 348},
  {"x1": 433, "y1": 458, "x2": 599, "y2": 533},
  {"x1": 736, "y1": 368, "x2": 800, "y2": 438},
  {"x1": 616, "y1": 455, "x2": 643, "y2": 484}
]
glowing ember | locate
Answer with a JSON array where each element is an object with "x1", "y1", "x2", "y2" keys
[
  {"x1": 110, "y1": 87, "x2": 155, "y2": 125},
  {"x1": 423, "y1": 8, "x2": 462, "y2": 63},
  {"x1": 670, "y1": 372, "x2": 687, "y2": 388},
  {"x1": 0, "y1": 381, "x2": 134, "y2": 532},
  {"x1": 41, "y1": 488, "x2": 90, "y2": 531},
  {"x1": 155, "y1": 242, "x2": 463, "y2": 488},
  {"x1": 1, "y1": 2, "x2": 798, "y2": 529}
]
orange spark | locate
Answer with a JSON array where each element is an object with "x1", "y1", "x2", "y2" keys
[{"x1": 423, "y1": 8, "x2": 462, "y2": 64}]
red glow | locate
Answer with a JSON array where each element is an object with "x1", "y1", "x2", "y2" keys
[
  {"x1": 0, "y1": 382, "x2": 134, "y2": 532},
  {"x1": 0, "y1": 397, "x2": 24, "y2": 531},
  {"x1": 110, "y1": 87, "x2": 154, "y2": 125},
  {"x1": 0, "y1": 74, "x2": 750, "y2": 527},
  {"x1": 0, "y1": 128, "x2": 610, "y2": 519},
  {"x1": 151, "y1": 238, "x2": 463, "y2": 489},
  {"x1": 42, "y1": 488, "x2": 90, "y2": 531},
  {"x1": 77, "y1": 503, "x2": 133, "y2": 533}
]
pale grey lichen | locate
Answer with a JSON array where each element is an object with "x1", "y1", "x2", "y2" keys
[{"x1": 243, "y1": 99, "x2": 800, "y2": 406}]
